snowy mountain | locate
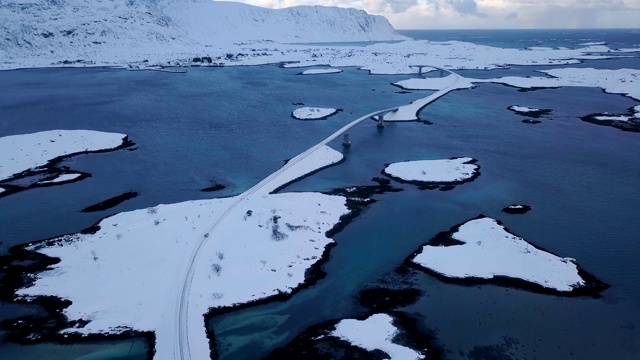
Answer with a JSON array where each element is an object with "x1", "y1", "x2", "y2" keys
[{"x1": 0, "y1": 0, "x2": 406, "y2": 68}]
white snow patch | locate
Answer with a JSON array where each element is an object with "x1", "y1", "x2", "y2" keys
[
  {"x1": 507, "y1": 205, "x2": 525, "y2": 209},
  {"x1": 38, "y1": 173, "x2": 83, "y2": 184},
  {"x1": 509, "y1": 105, "x2": 540, "y2": 113},
  {"x1": 0, "y1": 130, "x2": 127, "y2": 181},
  {"x1": 0, "y1": 187, "x2": 4, "y2": 194},
  {"x1": 580, "y1": 41, "x2": 606, "y2": 46},
  {"x1": 292, "y1": 107, "x2": 339, "y2": 120},
  {"x1": 332, "y1": 313, "x2": 423, "y2": 360},
  {"x1": 412, "y1": 217, "x2": 585, "y2": 292},
  {"x1": 384, "y1": 157, "x2": 478, "y2": 183},
  {"x1": 594, "y1": 115, "x2": 631, "y2": 122},
  {"x1": 634, "y1": 105, "x2": 640, "y2": 119},
  {"x1": 301, "y1": 68, "x2": 343, "y2": 75}
]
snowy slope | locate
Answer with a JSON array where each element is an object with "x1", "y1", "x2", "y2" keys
[
  {"x1": 0, "y1": 0, "x2": 405, "y2": 68},
  {"x1": 167, "y1": 1, "x2": 405, "y2": 44}
]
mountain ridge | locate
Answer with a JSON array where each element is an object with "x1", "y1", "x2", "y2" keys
[{"x1": 0, "y1": 0, "x2": 407, "y2": 68}]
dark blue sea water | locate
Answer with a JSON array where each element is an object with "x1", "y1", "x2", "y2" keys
[
  {"x1": 399, "y1": 28, "x2": 640, "y2": 50},
  {"x1": 1, "y1": 29, "x2": 640, "y2": 359}
]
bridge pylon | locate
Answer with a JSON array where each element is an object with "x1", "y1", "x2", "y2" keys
[{"x1": 342, "y1": 133, "x2": 351, "y2": 147}]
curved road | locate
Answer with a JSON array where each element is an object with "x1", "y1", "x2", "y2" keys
[{"x1": 174, "y1": 68, "x2": 461, "y2": 360}]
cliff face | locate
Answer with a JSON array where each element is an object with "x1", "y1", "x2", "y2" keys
[{"x1": 0, "y1": 0, "x2": 406, "y2": 67}]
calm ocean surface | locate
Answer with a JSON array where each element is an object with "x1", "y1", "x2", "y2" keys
[{"x1": 1, "y1": 29, "x2": 639, "y2": 359}]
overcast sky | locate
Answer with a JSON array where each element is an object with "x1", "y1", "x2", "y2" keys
[{"x1": 230, "y1": 0, "x2": 640, "y2": 29}]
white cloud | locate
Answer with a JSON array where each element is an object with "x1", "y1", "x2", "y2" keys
[{"x1": 228, "y1": 0, "x2": 640, "y2": 28}]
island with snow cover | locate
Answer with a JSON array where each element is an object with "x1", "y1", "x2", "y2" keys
[
  {"x1": 382, "y1": 157, "x2": 480, "y2": 190},
  {"x1": 507, "y1": 105, "x2": 552, "y2": 118},
  {"x1": 408, "y1": 216, "x2": 608, "y2": 296},
  {"x1": 502, "y1": 204, "x2": 532, "y2": 215},
  {"x1": 580, "y1": 106, "x2": 640, "y2": 133},
  {"x1": 0, "y1": 130, "x2": 133, "y2": 197},
  {"x1": 1, "y1": 145, "x2": 381, "y2": 359},
  {"x1": 300, "y1": 68, "x2": 343, "y2": 75},
  {"x1": 291, "y1": 107, "x2": 341, "y2": 120},
  {"x1": 331, "y1": 313, "x2": 426, "y2": 360},
  {"x1": 266, "y1": 312, "x2": 432, "y2": 359}
]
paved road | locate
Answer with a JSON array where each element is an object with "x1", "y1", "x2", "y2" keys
[{"x1": 174, "y1": 68, "x2": 460, "y2": 360}]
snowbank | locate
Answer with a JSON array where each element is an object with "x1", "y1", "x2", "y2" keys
[
  {"x1": 38, "y1": 173, "x2": 83, "y2": 184},
  {"x1": 412, "y1": 217, "x2": 591, "y2": 293},
  {"x1": 292, "y1": 107, "x2": 340, "y2": 120},
  {"x1": 383, "y1": 157, "x2": 479, "y2": 184},
  {"x1": 331, "y1": 313, "x2": 423, "y2": 360},
  {"x1": 0, "y1": 130, "x2": 128, "y2": 181},
  {"x1": 301, "y1": 68, "x2": 343, "y2": 75}
]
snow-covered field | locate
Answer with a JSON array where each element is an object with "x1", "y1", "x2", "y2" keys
[
  {"x1": 292, "y1": 107, "x2": 340, "y2": 120},
  {"x1": 0, "y1": 130, "x2": 128, "y2": 181},
  {"x1": 331, "y1": 313, "x2": 423, "y2": 360},
  {"x1": 384, "y1": 157, "x2": 479, "y2": 184},
  {"x1": 412, "y1": 217, "x2": 587, "y2": 292},
  {"x1": 15, "y1": 144, "x2": 350, "y2": 359}
]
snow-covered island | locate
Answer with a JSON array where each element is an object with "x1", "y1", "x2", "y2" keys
[
  {"x1": 300, "y1": 68, "x2": 343, "y2": 75},
  {"x1": 5, "y1": 145, "x2": 370, "y2": 359},
  {"x1": 580, "y1": 108, "x2": 640, "y2": 133},
  {"x1": 331, "y1": 313, "x2": 425, "y2": 360},
  {"x1": 502, "y1": 204, "x2": 532, "y2": 215},
  {"x1": 507, "y1": 105, "x2": 552, "y2": 118},
  {"x1": 291, "y1": 107, "x2": 341, "y2": 120},
  {"x1": 410, "y1": 216, "x2": 608, "y2": 295},
  {"x1": 382, "y1": 157, "x2": 480, "y2": 189},
  {"x1": 0, "y1": 130, "x2": 133, "y2": 197}
]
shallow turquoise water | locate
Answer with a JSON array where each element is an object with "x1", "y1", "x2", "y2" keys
[{"x1": 1, "y1": 31, "x2": 640, "y2": 359}]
